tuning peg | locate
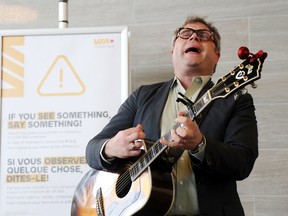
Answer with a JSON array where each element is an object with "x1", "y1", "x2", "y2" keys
[
  {"x1": 238, "y1": 46, "x2": 268, "y2": 62},
  {"x1": 238, "y1": 46, "x2": 250, "y2": 59}
]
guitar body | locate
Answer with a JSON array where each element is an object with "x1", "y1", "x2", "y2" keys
[{"x1": 71, "y1": 160, "x2": 174, "y2": 216}]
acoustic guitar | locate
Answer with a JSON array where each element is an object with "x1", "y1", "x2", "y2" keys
[{"x1": 71, "y1": 47, "x2": 267, "y2": 216}]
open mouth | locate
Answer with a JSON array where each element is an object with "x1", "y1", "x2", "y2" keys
[{"x1": 185, "y1": 46, "x2": 200, "y2": 53}]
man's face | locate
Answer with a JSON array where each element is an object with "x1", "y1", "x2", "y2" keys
[{"x1": 172, "y1": 22, "x2": 220, "y2": 76}]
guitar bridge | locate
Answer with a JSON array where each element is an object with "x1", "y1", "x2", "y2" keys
[{"x1": 95, "y1": 187, "x2": 105, "y2": 216}]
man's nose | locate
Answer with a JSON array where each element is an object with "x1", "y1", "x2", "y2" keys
[{"x1": 188, "y1": 32, "x2": 199, "y2": 41}]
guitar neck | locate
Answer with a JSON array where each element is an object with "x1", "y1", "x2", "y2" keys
[{"x1": 129, "y1": 91, "x2": 212, "y2": 181}]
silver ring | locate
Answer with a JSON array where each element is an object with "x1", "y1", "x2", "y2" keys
[{"x1": 180, "y1": 123, "x2": 185, "y2": 128}]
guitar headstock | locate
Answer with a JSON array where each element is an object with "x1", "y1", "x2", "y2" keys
[{"x1": 210, "y1": 47, "x2": 267, "y2": 99}]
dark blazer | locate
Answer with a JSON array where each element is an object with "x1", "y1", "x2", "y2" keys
[{"x1": 86, "y1": 78, "x2": 258, "y2": 216}]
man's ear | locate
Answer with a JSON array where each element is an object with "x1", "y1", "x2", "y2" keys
[{"x1": 216, "y1": 52, "x2": 220, "y2": 60}]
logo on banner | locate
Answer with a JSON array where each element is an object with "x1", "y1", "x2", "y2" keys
[
  {"x1": 37, "y1": 55, "x2": 85, "y2": 96},
  {"x1": 94, "y1": 38, "x2": 115, "y2": 47}
]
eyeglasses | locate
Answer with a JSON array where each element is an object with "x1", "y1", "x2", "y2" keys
[{"x1": 177, "y1": 27, "x2": 213, "y2": 41}]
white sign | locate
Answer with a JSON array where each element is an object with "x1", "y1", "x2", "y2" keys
[{"x1": 0, "y1": 26, "x2": 129, "y2": 216}]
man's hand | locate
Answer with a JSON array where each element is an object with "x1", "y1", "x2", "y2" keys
[
  {"x1": 160, "y1": 111, "x2": 203, "y2": 151},
  {"x1": 104, "y1": 124, "x2": 146, "y2": 159}
]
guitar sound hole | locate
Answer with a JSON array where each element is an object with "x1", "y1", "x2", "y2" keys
[{"x1": 115, "y1": 172, "x2": 132, "y2": 198}]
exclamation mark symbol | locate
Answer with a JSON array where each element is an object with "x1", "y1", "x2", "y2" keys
[{"x1": 59, "y1": 69, "x2": 63, "y2": 88}]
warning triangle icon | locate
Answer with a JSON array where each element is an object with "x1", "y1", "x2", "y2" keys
[{"x1": 37, "y1": 55, "x2": 85, "y2": 96}]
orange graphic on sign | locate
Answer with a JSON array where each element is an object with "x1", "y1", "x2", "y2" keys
[
  {"x1": 1, "y1": 36, "x2": 24, "y2": 97},
  {"x1": 37, "y1": 55, "x2": 85, "y2": 96}
]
